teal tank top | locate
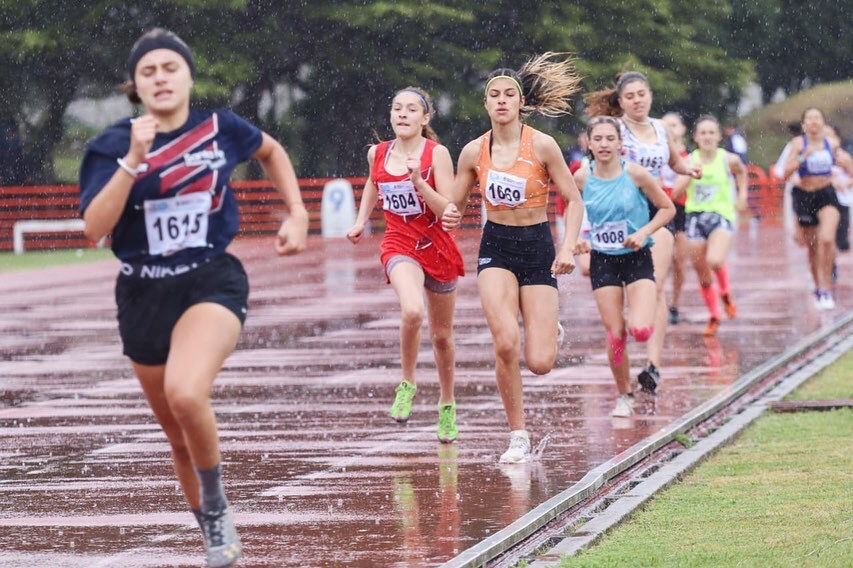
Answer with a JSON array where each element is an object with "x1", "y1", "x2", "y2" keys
[{"x1": 583, "y1": 161, "x2": 654, "y2": 255}]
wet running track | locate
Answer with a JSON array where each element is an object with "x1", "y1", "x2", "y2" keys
[{"x1": 0, "y1": 226, "x2": 850, "y2": 567}]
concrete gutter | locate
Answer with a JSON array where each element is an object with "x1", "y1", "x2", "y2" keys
[{"x1": 441, "y1": 312, "x2": 852, "y2": 568}]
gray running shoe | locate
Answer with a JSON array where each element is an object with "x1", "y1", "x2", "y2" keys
[{"x1": 200, "y1": 506, "x2": 242, "y2": 567}]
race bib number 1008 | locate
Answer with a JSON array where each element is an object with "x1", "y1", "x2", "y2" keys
[
  {"x1": 144, "y1": 192, "x2": 211, "y2": 256},
  {"x1": 591, "y1": 220, "x2": 628, "y2": 251}
]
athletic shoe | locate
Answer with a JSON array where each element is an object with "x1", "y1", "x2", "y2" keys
[
  {"x1": 638, "y1": 364, "x2": 659, "y2": 394},
  {"x1": 721, "y1": 293, "x2": 737, "y2": 319},
  {"x1": 557, "y1": 321, "x2": 565, "y2": 348},
  {"x1": 813, "y1": 289, "x2": 823, "y2": 309},
  {"x1": 668, "y1": 306, "x2": 680, "y2": 325},
  {"x1": 704, "y1": 317, "x2": 720, "y2": 337},
  {"x1": 819, "y1": 291, "x2": 836, "y2": 310},
  {"x1": 611, "y1": 394, "x2": 635, "y2": 417},
  {"x1": 437, "y1": 402, "x2": 458, "y2": 443},
  {"x1": 499, "y1": 430, "x2": 531, "y2": 463},
  {"x1": 199, "y1": 506, "x2": 242, "y2": 568},
  {"x1": 389, "y1": 380, "x2": 417, "y2": 423}
]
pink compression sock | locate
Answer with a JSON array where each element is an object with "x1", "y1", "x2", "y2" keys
[
  {"x1": 607, "y1": 330, "x2": 628, "y2": 366},
  {"x1": 700, "y1": 284, "x2": 721, "y2": 319},
  {"x1": 630, "y1": 326, "x2": 654, "y2": 342},
  {"x1": 714, "y1": 265, "x2": 731, "y2": 296}
]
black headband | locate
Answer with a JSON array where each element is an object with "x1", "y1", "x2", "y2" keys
[{"x1": 127, "y1": 30, "x2": 195, "y2": 79}]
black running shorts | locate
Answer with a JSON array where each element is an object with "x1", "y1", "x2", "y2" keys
[
  {"x1": 115, "y1": 253, "x2": 249, "y2": 365},
  {"x1": 589, "y1": 248, "x2": 655, "y2": 290},
  {"x1": 477, "y1": 221, "x2": 557, "y2": 288},
  {"x1": 792, "y1": 186, "x2": 840, "y2": 227}
]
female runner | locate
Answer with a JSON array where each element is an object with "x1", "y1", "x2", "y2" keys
[
  {"x1": 575, "y1": 117, "x2": 674, "y2": 416},
  {"x1": 79, "y1": 29, "x2": 308, "y2": 567},
  {"x1": 585, "y1": 72, "x2": 700, "y2": 393},
  {"x1": 672, "y1": 115, "x2": 748, "y2": 335},
  {"x1": 782, "y1": 108, "x2": 853, "y2": 309},
  {"x1": 348, "y1": 87, "x2": 464, "y2": 442},
  {"x1": 660, "y1": 111, "x2": 690, "y2": 324},
  {"x1": 446, "y1": 53, "x2": 584, "y2": 463}
]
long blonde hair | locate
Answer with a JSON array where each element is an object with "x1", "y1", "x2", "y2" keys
[
  {"x1": 486, "y1": 52, "x2": 581, "y2": 119},
  {"x1": 584, "y1": 71, "x2": 649, "y2": 117}
]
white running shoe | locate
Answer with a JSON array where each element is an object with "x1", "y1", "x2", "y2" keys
[
  {"x1": 611, "y1": 394, "x2": 635, "y2": 417},
  {"x1": 557, "y1": 322, "x2": 565, "y2": 348},
  {"x1": 200, "y1": 506, "x2": 242, "y2": 567},
  {"x1": 499, "y1": 430, "x2": 531, "y2": 463},
  {"x1": 820, "y1": 293, "x2": 836, "y2": 310}
]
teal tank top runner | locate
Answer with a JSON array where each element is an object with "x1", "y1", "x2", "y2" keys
[
  {"x1": 583, "y1": 161, "x2": 653, "y2": 256},
  {"x1": 686, "y1": 149, "x2": 736, "y2": 221}
]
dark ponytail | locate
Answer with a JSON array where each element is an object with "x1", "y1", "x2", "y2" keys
[{"x1": 584, "y1": 71, "x2": 650, "y2": 117}]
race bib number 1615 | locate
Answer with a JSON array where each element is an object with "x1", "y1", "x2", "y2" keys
[{"x1": 144, "y1": 192, "x2": 211, "y2": 256}]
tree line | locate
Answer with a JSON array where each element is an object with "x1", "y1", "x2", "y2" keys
[{"x1": 0, "y1": 0, "x2": 848, "y2": 183}]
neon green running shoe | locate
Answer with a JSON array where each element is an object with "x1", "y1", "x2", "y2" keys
[
  {"x1": 437, "y1": 401, "x2": 458, "y2": 443},
  {"x1": 389, "y1": 380, "x2": 417, "y2": 422}
]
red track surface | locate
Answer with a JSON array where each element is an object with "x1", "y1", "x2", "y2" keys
[{"x1": 0, "y1": 226, "x2": 850, "y2": 567}]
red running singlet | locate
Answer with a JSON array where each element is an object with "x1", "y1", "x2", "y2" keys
[{"x1": 373, "y1": 139, "x2": 465, "y2": 283}]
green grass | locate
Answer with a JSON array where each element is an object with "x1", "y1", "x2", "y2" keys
[
  {"x1": 787, "y1": 350, "x2": 853, "y2": 402},
  {"x1": 0, "y1": 248, "x2": 114, "y2": 272},
  {"x1": 742, "y1": 80, "x2": 853, "y2": 170},
  {"x1": 559, "y1": 350, "x2": 853, "y2": 568}
]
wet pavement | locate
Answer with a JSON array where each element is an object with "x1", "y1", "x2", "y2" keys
[{"x1": 0, "y1": 226, "x2": 850, "y2": 567}]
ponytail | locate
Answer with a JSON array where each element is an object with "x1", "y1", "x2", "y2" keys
[
  {"x1": 584, "y1": 71, "x2": 650, "y2": 118},
  {"x1": 486, "y1": 52, "x2": 581, "y2": 119}
]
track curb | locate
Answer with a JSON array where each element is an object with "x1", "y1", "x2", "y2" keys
[{"x1": 441, "y1": 312, "x2": 853, "y2": 568}]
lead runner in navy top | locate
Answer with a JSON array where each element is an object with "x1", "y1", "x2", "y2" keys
[
  {"x1": 77, "y1": 28, "x2": 308, "y2": 568},
  {"x1": 80, "y1": 108, "x2": 262, "y2": 272}
]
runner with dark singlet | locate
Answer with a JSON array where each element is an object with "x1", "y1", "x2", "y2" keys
[{"x1": 79, "y1": 28, "x2": 308, "y2": 567}]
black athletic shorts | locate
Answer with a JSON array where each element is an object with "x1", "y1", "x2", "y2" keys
[
  {"x1": 477, "y1": 220, "x2": 557, "y2": 288},
  {"x1": 673, "y1": 203, "x2": 687, "y2": 233},
  {"x1": 792, "y1": 186, "x2": 840, "y2": 227},
  {"x1": 589, "y1": 248, "x2": 655, "y2": 290},
  {"x1": 115, "y1": 253, "x2": 249, "y2": 365}
]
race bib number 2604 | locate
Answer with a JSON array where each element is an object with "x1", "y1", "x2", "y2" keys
[{"x1": 143, "y1": 192, "x2": 211, "y2": 256}]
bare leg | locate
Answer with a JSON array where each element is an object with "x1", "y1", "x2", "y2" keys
[
  {"x1": 163, "y1": 303, "x2": 241, "y2": 471},
  {"x1": 388, "y1": 261, "x2": 427, "y2": 382},
  {"x1": 425, "y1": 288, "x2": 457, "y2": 405},
  {"x1": 478, "y1": 268, "x2": 524, "y2": 431},
  {"x1": 647, "y1": 227, "x2": 674, "y2": 367},
  {"x1": 519, "y1": 284, "x2": 559, "y2": 375}
]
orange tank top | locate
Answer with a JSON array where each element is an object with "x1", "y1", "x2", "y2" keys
[{"x1": 476, "y1": 125, "x2": 550, "y2": 212}]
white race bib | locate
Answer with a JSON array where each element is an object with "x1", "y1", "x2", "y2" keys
[
  {"x1": 694, "y1": 184, "x2": 717, "y2": 203},
  {"x1": 144, "y1": 192, "x2": 211, "y2": 256},
  {"x1": 379, "y1": 180, "x2": 423, "y2": 216},
  {"x1": 591, "y1": 220, "x2": 628, "y2": 251},
  {"x1": 485, "y1": 170, "x2": 527, "y2": 208}
]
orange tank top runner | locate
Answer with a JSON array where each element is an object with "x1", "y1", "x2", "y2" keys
[
  {"x1": 476, "y1": 125, "x2": 551, "y2": 211},
  {"x1": 373, "y1": 138, "x2": 465, "y2": 283}
]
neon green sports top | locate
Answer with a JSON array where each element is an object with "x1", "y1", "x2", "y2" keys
[{"x1": 686, "y1": 149, "x2": 735, "y2": 221}]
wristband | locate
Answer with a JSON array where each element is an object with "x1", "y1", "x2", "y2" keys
[{"x1": 116, "y1": 157, "x2": 141, "y2": 178}]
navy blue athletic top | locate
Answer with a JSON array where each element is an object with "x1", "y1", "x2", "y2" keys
[
  {"x1": 798, "y1": 136, "x2": 834, "y2": 178},
  {"x1": 79, "y1": 109, "x2": 262, "y2": 271}
]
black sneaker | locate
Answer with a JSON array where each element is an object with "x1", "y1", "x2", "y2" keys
[
  {"x1": 638, "y1": 364, "x2": 659, "y2": 394},
  {"x1": 668, "y1": 306, "x2": 679, "y2": 325}
]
